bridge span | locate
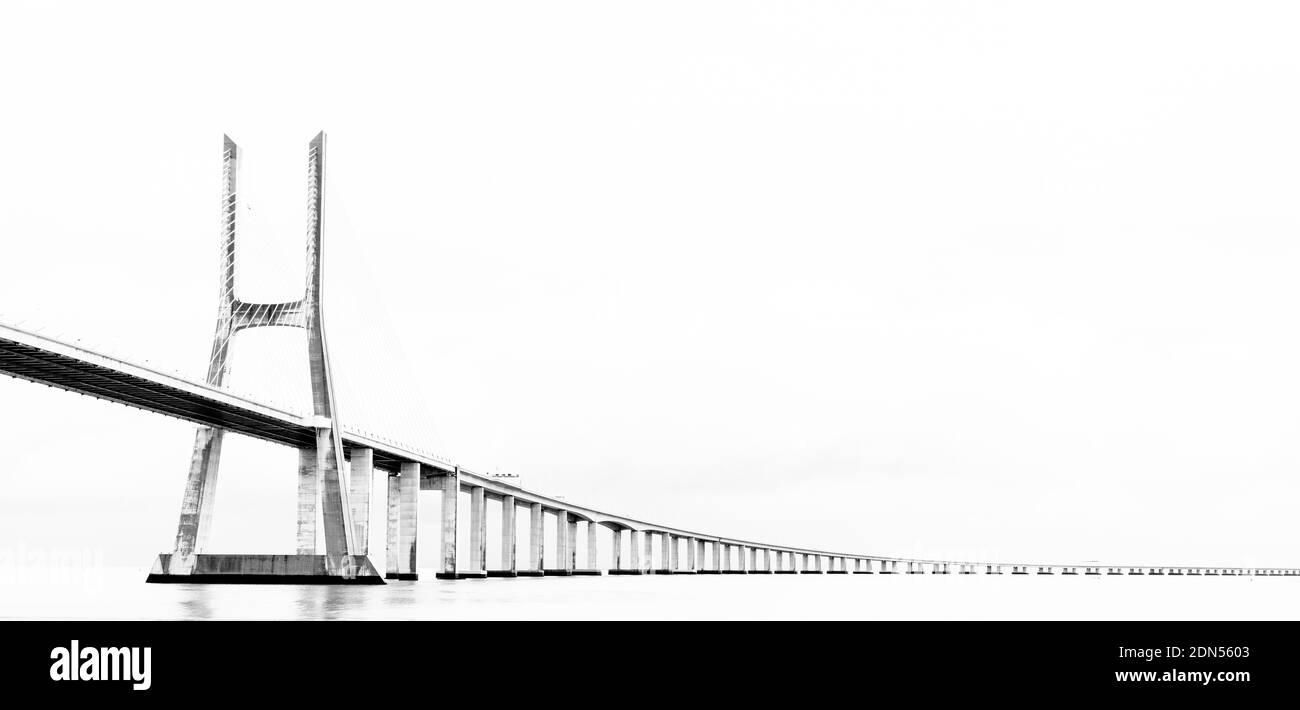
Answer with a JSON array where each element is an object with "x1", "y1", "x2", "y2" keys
[{"x1": 5, "y1": 319, "x2": 1295, "y2": 581}]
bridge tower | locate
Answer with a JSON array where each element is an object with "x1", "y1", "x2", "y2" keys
[{"x1": 148, "y1": 133, "x2": 382, "y2": 583}]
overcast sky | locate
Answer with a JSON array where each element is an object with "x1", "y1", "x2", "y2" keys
[{"x1": 3, "y1": 1, "x2": 1300, "y2": 571}]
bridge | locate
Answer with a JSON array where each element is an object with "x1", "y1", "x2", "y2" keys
[{"x1": 1, "y1": 133, "x2": 1295, "y2": 583}]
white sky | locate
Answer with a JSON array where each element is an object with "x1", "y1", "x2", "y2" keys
[{"x1": 2, "y1": 1, "x2": 1300, "y2": 570}]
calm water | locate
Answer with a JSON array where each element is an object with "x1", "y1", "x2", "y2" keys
[{"x1": 3, "y1": 566, "x2": 1298, "y2": 620}]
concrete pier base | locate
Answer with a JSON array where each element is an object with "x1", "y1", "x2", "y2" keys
[
  {"x1": 148, "y1": 554, "x2": 383, "y2": 584},
  {"x1": 516, "y1": 570, "x2": 545, "y2": 577},
  {"x1": 486, "y1": 570, "x2": 518, "y2": 578},
  {"x1": 774, "y1": 570, "x2": 798, "y2": 575},
  {"x1": 456, "y1": 571, "x2": 488, "y2": 579},
  {"x1": 800, "y1": 570, "x2": 824, "y2": 575},
  {"x1": 572, "y1": 569, "x2": 603, "y2": 576},
  {"x1": 608, "y1": 569, "x2": 645, "y2": 575},
  {"x1": 722, "y1": 570, "x2": 747, "y2": 575},
  {"x1": 827, "y1": 570, "x2": 848, "y2": 574},
  {"x1": 543, "y1": 569, "x2": 573, "y2": 576},
  {"x1": 671, "y1": 570, "x2": 699, "y2": 574}
]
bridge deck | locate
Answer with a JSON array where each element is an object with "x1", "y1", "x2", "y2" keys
[{"x1": 3, "y1": 321, "x2": 1295, "y2": 575}]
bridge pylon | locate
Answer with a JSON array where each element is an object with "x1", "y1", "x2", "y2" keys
[{"x1": 147, "y1": 132, "x2": 382, "y2": 584}]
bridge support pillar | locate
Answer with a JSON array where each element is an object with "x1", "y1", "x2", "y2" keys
[
  {"x1": 296, "y1": 449, "x2": 318, "y2": 554},
  {"x1": 568, "y1": 518, "x2": 579, "y2": 572},
  {"x1": 462, "y1": 486, "x2": 487, "y2": 579},
  {"x1": 435, "y1": 469, "x2": 458, "y2": 579},
  {"x1": 643, "y1": 530, "x2": 655, "y2": 573},
  {"x1": 546, "y1": 512, "x2": 573, "y2": 576},
  {"x1": 584, "y1": 521, "x2": 599, "y2": 574},
  {"x1": 686, "y1": 536, "x2": 696, "y2": 571},
  {"x1": 396, "y1": 462, "x2": 419, "y2": 579},
  {"x1": 612, "y1": 529, "x2": 624, "y2": 571},
  {"x1": 385, "y1": 473, "x2": 400, "y2": 578},
  {"x1": 492, "y1": 495, "x2": 517, "y2": 577},
  {"x1": 347, "y1": 448, "x2": 373, "y2": 554},
  {"x1": 523, "y1": 502, "x2": 544, "y2": 576}
]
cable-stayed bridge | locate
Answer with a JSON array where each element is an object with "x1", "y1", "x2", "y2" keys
[{"x1": 1, "y1": 133, "x2": 1294, "y2": 583}]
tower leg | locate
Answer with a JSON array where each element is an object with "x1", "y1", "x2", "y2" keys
[{"x1": 168, "y1": 426, "x2": 225, "y2": 574}]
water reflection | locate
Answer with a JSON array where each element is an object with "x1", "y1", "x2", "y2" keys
[{"x1": 1, "y1": 567, "x2": 1292, "y2": 621}]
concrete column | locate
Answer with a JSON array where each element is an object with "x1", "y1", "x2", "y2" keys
[
  {"x1": 170, "y1": 426, "x2": 224, "y2": 574},
  {"x1": 697, "y1": 539, "x2": 706, "y2": 570},
  {"x1": 468, "y1": 486, "x2": 487, "y2": 577},
  {"x1": 567, "y1": 518, "x2": 578, "y2": 572},
  {"x1": 587, "y1": 522, "x2": 599, "y2": 570},
  {"x1": 528, "y1": 502, "x2": 544, "y2": 574},
  {"x1": 737, "y1": 546, "x2": 748, "y2": 572},
  {"x1": 721, "y1": 544, "x2": 731, "y2": 571},
  {"x1": 554, "y1": 512, "x2": 570, "y2": 574},
  {"x1": 763, "y1": 549, "x2": 771, "y2": 571},
  {"x1": 749, "y1": 547, "x2": 757, "y2": 570},
  {"x1": 437, "y1": 468, "x2": 457, "y2": 579},
  {"x1": 670, "y1": 535, "x2": 680, "y2": 571},
  {"x1": 296, "y1": 448, "x2": 318, "y2": 554},
  {"x1": 347, "y1": 448, "x2": 373, "y2": 554},
  {"x1": 687, "y1": 537, "x2": 696, "y2": 571},
  {"x1": 500, "y1": 495, "x2": 517, "y2": 575},
  {"x1": 643, "y1": 530, "x2": 654, "y2": 572},
  {"x1": 398, "y1": 462, "x2": 419, "y2": 579},
  {"x1": 712, "y1": 540, "x2": 721, "y2": 572},
  {"x1": 661, "y1": 533, "x2": 672, "y2": 572},
  {"x1": 612, "y1": 529, "x2": 624, "y2": 570},
  {"x1": 630, "y1": 531, "x2": 641, "y2": 571},
  {"x1": 385, "y1": 473, "x2": 400, "y2": 578}
]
